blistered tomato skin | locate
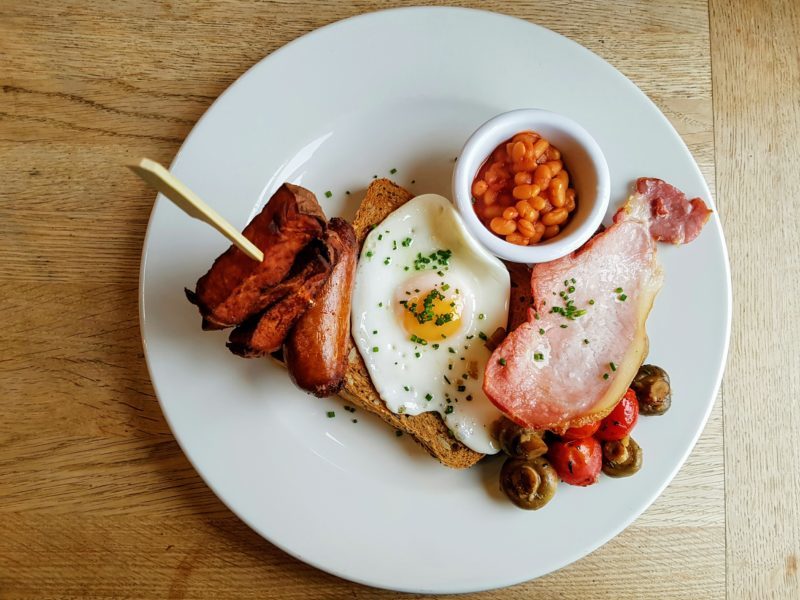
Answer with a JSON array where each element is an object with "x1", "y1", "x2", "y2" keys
[
  {"x1": 562, "y1": 419, "x2": 601, "y2": 440},
  {"x1": 596, "y1": 388, "x2": 639, "y2": 441},
  {"x1": 547, "y1": 437, "x2": 602, "y2": 486}
]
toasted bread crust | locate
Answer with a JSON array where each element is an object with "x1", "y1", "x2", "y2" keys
[{"x1": 505, "y1": 260, "x2": 533, "y2": 332}]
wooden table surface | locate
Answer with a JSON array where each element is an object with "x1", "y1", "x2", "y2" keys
[{"x1": 1, "y1": 1, "x2": 798, "y2": 598}]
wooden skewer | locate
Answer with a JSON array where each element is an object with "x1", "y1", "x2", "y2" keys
[{"x1": 128, "y1": 158, "x2": 264, "y2": 262}]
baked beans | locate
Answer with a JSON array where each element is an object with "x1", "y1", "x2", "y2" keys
[{"x1": 472, "y1": 131, "x2": 577, "y2": 245}]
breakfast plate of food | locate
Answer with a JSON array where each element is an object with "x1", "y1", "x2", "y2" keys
[{"x1": 138, "y1": 7, "x2": 731, "y2": 594}]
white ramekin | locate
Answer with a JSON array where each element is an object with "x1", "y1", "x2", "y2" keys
[{"x1": 452, "y1": 109, "x2": 610, "y2": 263}]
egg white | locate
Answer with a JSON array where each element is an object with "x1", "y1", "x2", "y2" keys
[{"x1": 351, "y1": 194, "x2": 510, "y2": 454}]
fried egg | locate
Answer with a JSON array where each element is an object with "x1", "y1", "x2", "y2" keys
[{"x1": 351, "y1": 194, "x2": 510, "y2": 454}]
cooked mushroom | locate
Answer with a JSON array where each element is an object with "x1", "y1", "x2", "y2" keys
[
  {"x1": 500, "y1": 456, "x2": 558, "y2": 510},
  {"x1": 601, "y1": 436, "x2": 642, "y2": 477},
  {"x1": 493, "y1": 418, "x2": 548, "y2": 459},
  {"x1": 631, "y1": 364, "x2": 672, "y2": 415}
]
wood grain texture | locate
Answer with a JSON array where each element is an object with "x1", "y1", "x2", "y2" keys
[
  {"x1": 709, "y1": 0, "x2": 800, "y2": 598},
  {"x1": 0, "y1": 0, "x2": 736, "y2": 597}
]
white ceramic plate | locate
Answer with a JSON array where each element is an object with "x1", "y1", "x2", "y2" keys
[{"x1": 139, "y1": 7, "x2": 731, "y2": 594}]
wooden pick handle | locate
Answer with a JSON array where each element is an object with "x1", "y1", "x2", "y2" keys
[{"x1": 128, "y1": 158, "x2": 264, "y2": 262}]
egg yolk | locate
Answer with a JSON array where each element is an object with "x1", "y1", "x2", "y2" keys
[{"x1": 401, "y1": 288, "x2": 463, "y2": 341}]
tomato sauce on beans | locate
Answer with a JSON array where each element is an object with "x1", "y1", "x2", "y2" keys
[{"x1": 472, "y1": 131, "x2": 578, "y2": 245}]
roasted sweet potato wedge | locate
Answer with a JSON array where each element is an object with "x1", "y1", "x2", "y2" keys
[
  {"x1": 226, "y1": 243, "x2": 332, "y2": 357},
  {"x1": 186, "y1": 183, "x2": 326, "y2": 329}
]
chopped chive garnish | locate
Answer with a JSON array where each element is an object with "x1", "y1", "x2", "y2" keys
[
  {"x1": 448, "y1": 347, "x2": 456, "y2": 353},
  {"x1": 327, "y1": 411, "x2": 335, "y2": 418},
  {"x1": 614, "y1": 287, "x2": 623, "y2": 294},
  {"x1": 324, "y1": 190, "x2": 332, "y2": 198},
  {"x1": 425, "y1": 393, "x2": 432, "y2": 401},
  {"x1": 583, "y1": 339, "x2": 590, "y2": 344},
  {"x1": 603, "y1": 373, "x2": 610, "y2": 380},
  {"x1": 372, "y1": 329, "x2": 378, "y2": 334},
  {"x1": 372, "y1": 346, "x2": 379, "y2": 353},
  {"x1": 457, "y1": 385, "x2": 466, "y2": 392},
  {"x1": 401, "y1": 237, "x2": 412, "y2": 247},
  {"x1": 560, "y1": 324, "x2": 568, "y2": 328},
  {"x1": 478, "y1": 313, "x2": 485, "y2": 320},
  {"x1": 415, "y1": 352, "x2": 421, "y2": 358},
  {"x1": 445, "y1": 405, "x2": 454, "y2": 414},
  {"x1": 618, "y1": 294, "x2": 627, "y2": 301},
  {"x1": 588, "y1": 299, "x2": 595, "y2": 305},
  {"x1": 534, "y1": 353, "x2": 544, "y2": 361},
  {"x1": 403, "y1": 385, "x2": 410, "y2": 391},
  {"x1": 366, "y1": 250, "x2": 373, "y2": 258},
  {"x1": 441, "y1": 283, "x2": 450, "y2": 291},
  {"x1": 610, "y1": 362, "x2": 617, "y2": 372},
  {"x1": 539, "y1": 328, "x2": 545, "y2": 335},
  {"x1": 384, "y1": 257, "x2": 391, "y2": 265},
  {"x1": 432, "y1": 343, "x2": 440, "y2": 349},
  {"x1": 498, "y1": 357, "x2": 507, "y2": 366},
  {"x1": 378, "y1": 234, "x2": 383, "y2": 240},
  {"x1": 571, "y1": 278, "x2": 576, "y2": 284},
  {"x1": 390, "y1": 168, "x2": 397, "y2": 174},
  {"x1": 478, "y1": 331, "x2": 488, "y2": 341}
]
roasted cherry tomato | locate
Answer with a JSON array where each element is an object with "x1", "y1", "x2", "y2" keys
[
  {"x1": 547, "y1": 437, "x2": 602, "y2": 486},
  {"x1": 596, "y1": 388, "x2": 639, "y2": 441},
  {"x1": 562, "y1": 420, "x2": 601, "y2": 440}
]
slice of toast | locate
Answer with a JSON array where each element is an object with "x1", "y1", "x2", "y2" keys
[
  {"x1": 344, "y1": 179, "x2": 483, "y2": 469},
  {"x1": 341, "y1": 179, "x2": 532, "y2": 469}
]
